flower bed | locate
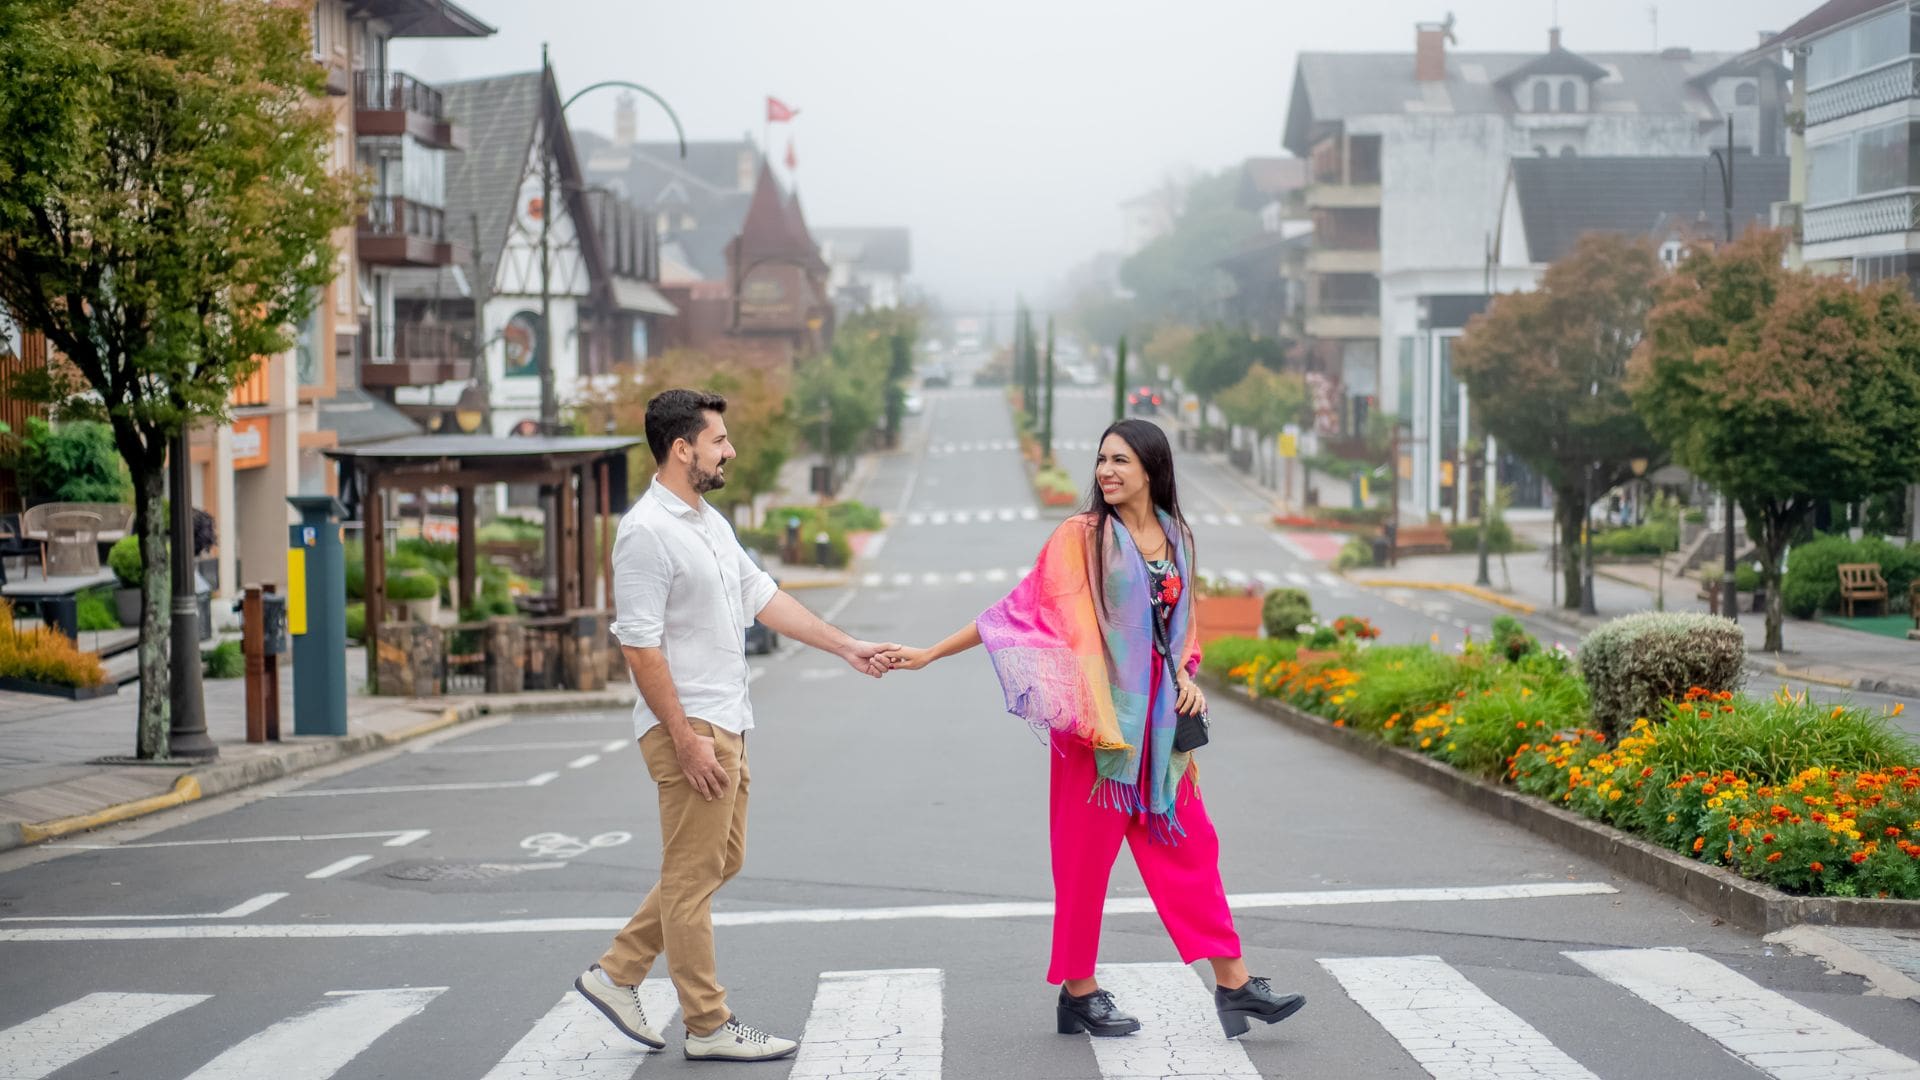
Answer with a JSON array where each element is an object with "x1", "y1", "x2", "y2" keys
[{"x1": 1210, "y1": 630, "x2": 1920, "y2": 900}]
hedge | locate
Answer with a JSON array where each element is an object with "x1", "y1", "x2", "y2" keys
[
  {"x1": 1782, "y1": 534, "x2": 1920, "y2": 618},
  {"x1": 1577, "y1": 613, "x2": 1745, "y2": 740}
]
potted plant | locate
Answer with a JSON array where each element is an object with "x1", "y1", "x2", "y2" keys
[
  {"x1": 385, "y1": 568, "x2": 441, "y2": 624},
  {"x1": 108, "y1": 535, "x2": 143, "y2": 627},
  {"x1": 1193, "y1": 576, "x2": 1262, "y2": 644}
]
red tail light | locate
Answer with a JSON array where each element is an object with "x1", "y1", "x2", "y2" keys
[{"x1": 1151, "y1": 395, "x2": 1162, "y2": 405}]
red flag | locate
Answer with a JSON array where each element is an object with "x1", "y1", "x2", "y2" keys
[
  {"x1": 785, "y1": 138, "x2": 797, "y2": 170},
  {"x1": 766, "y1": 96, "x2": 799, "y2": 123}
]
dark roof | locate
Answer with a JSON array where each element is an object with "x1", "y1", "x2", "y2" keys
[
  {"x1": 324, "y1": 434, "x2": 641, "y2": 461},
  {"x1": 349, "y1": 0, "x2": 493, "y2": 37},
  {"x1": 1758, "y1": 0, "x2": 1896, "y2": 50},
  {"x1": 732, "y1": 163, "x2": 824, "y2": 271},
  {"x1": 1493, "y1": 47, "x2": 1612, "y2": 87},
  {"x1": 1509, "y1": 154, "x2": 1790, "y2": 263},
  {"x1": 318, "y1": 387, "x2": 425, "y2": 447},
  {"x1": 1284, "y1": 49, "x2": 1743, "y2": 155},
  {"x1": 577, "y1": 133, "x2": 759, "y2": 281},
  {"x1": 815, "y1": 227, "x2": 912, "y2": 274}
]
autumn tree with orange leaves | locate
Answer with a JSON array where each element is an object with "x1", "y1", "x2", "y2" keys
[{"x1": 1630, "y1": 230, "x2": 1920, "y2": 652}]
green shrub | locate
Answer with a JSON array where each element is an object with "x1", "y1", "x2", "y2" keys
[
  {"x1": 1642, "y1": 691, "x2": 1917, "y2": 784},
  {"x1": 1578, "y1": 613, "x2": 1745, "y2": 740},
  {"x1": 345, "y1": 552, "x2": 365, "y2": 601},
  {"x1": 1261, "y1": 588, "x2": 1313, "y2": 638},
  {"x1": 108, "y1": 535, "x2": 144, "y2": 588},
  {"x1": 385, "y1": 569, "x2": 440, "y2": 601},
  {"x1": 76, "y1": 587, "x2": 118, "y2": 632},
  {"x1": 395, "y1": 537, "x2": 457, "y2": 583},
  {"x1": 1312, "y1": 505, "x2": 1388, "y2": 526},
  {"x1": 1034, "y1": 467, "x2": 1077, "y2": 499},
  {"x1": 1333, "y1": 536, "x2": 1374, "y2": 571},
  {"x1": 476, "y1": 516, "x2": 544, "y2": 544},
  {"x1": 1488, "y1": 614, "x2": 1537, "y2": 662},
  {"x1": 1780, "y1": 534, "x2": 1920, "y2": 618},
  {"x1": 1437, "y1": 668, "x2": 1590, "y2": 778},
  {"x1": 10, "y1": 417, "x2": 132, "y2": 503},
  {"x1": 1446, "y1": 518, "x2": 1520, "y2": 554},
  {"x1": 202, "y1": 639, "x2": 244, "y2": 679},
  {"x1": 1199, "y1": 635, "x2": 1297, "y2": 678},
  {"x1": 736, "y1": 525, "x2": 782, "y2": 555},
  {"x1": 345, "y1": 602, "x2": 365, "y2": 643},
  {"x1": 770, "y1": 501, "x2": 884, "y2": 533},
  {"x1": 1591, "y1": 520, "x2": 1679, "y2": 557},
  {"x1": 1734, "y1": 564, "x2": 1761, "y2": 593}
]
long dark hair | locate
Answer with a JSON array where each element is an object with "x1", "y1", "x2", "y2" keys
[{"x1": 1079, "y1": 418, "x2": 1193, "y2": 574}]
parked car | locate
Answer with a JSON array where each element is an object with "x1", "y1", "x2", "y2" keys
[
  {"x1": 922, "y1": 362, "x2": 952, "y2": 389},
  {"x1": 903, "y1": 392, "x2": 924, "y2": 416},
  {"x1": 1127, "y1": 386, "x2": 1163, "y2": 416},
  {"x1": 744, "y1": 549, "x2": 780, "y2": 655}
]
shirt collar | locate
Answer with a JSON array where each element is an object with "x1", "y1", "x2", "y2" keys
[{"x1": 648, "y1": 477, "x2": 705, "y2": 520}]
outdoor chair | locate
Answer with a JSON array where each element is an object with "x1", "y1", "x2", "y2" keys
[
  {"x1": 0, "y1": 513, "x2": 46, "y2": 584},
  {"x1": 44, "y1": 509, "x2": 103, "y2": 577}
]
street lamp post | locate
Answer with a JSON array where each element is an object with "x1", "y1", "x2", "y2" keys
[
  {"x1": 167, "y1": 427, "x2": 216, "y2": 759},
  {"x1": 1708, "y1": 116, "x2": 1739, "y2": 622},
  {"x1": 1580, "y1": 460, "x2": 1598, "y2": 616}
]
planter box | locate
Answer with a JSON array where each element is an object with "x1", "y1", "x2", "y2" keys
[
  {"x1": 114, "y1": 586, "x2": 143, "y2": 628},
  {"x1": 0, "y1": 676, "x2": 118, "y2": 700},
  {"x1": 1194, "y1": 595, "x2": 1262, "y2": 645}
]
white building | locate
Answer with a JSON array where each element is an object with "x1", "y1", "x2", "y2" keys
[
  {"x1": 1282, "y1": 17, "x2": 1789, "y2": 518},
  {"x1": 815, "y1": 227, "x2": 913, "y2": 314}
]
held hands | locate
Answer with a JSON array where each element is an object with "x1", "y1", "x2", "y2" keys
[
  {"x1": 840, "y1": 639, "x2": 903, "y2": 679},
  {"x1": 881, "y1": 646, "x2": 932, "y2": 671},
  {"x1": 1174, "y1": 672, "x2": 1207, "y2": 717}
]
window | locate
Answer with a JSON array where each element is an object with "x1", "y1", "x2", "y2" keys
[
  {"x1": 1809, "y1": 137, "x2": 1852, "y2": 204},
  {"x1": 1659, "y1": 240, "x2": 1685, "y2": 267},
  {"x1": 1734, "y1": 81, "x2": 1758, "y2": 106},
  {"x1": 295, "y1": 296, "x2": 324, "y2": 388},
  {"x1": 1558, "y1": 80, "x2": 1578, "y2": 112},
  {"x1": 1396, "y1": 337, "x2": 1415, "y2": 423},
  {"x1": 1856, "y1": 122, "x2": 1910, "y2": 196},
  {"x1": 1808, "y1": 7, "x2": 1910, "y2": 87},
  {"x1": 1531, "y1": 80, "x2": 1551, "y2": 112},
  {"x1": 1558, "y1": 145, "x2": 1577, "y2": 158},
  {"x1": 1805, "y1": 121, "x2": 1920, "y2": 204}
]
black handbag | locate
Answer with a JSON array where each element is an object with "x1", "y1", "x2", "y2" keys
[{"x1": 1152, "y1": 605, "x2": 1210, "y2": 753}]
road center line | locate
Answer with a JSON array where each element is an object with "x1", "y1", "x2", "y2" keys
[
  {"x1": 566, "y1": 754, "x2": 600, "y2": 770},
  {"x1": 1, "y1": 891, "x2": 287, "y2": 923},
  {"x1": 45, "y1": 830, "x2": 431, "y2": 851},
  {"x1": 0, "y1": 882, "x2": 1615, "y2": 941},
  {"x1": 271, "y1": 774, "x2": 558, "y2": 798},
  {"x1": 416, "y1": 740, "x2": 612, "y2": 754},
  {"x1": 306, "y1": 855, "x2": 372, "y2": 880}
]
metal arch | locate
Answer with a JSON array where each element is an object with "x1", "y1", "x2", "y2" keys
[{"x1": 561, "y1": 80, "x2": 687, "y2": 159}]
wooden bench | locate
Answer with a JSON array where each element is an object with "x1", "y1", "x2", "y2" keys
[
  {"x1": 1391, "y1": 523, "x2": 1452, "y2": 556},
  {"x1": 1837, "y1": 562, "x2": 1888, "y2": 618}
]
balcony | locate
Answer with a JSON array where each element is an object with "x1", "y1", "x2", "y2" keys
[
  {"x1": 1801, "y1": 193, "x2": 1920, "y2": 245},
  {"x1": 1306, "y1": 311, "x2": 1381, "y2": 339},
  {"x1": 1306, "y1": 248, "x2": 1381, "y2": 274},
  {"x1": 353, "y1": 70, "x2": 462, "y2": 151},
  {"x1": 1305, "y1": 182, "x2": 1382, "y2": 209},
  {"x1": 1806, "y1": 60, "x2": 1920, "y2": 128},
  {"x1": 358, "y1": 196, "x2": 464, "y2": 267},
  {"x1": 361, "y1": 324, "x2": 472, "y2": 388}
]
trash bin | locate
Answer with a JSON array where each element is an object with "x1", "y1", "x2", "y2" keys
[{"x1": 1371, "y1": 535, "x2": 1390, "y2": 567}]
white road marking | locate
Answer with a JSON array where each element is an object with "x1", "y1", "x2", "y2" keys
[
  {"x1": 0, "y1": 882, "x2": 1618, "y2": 941},
  {"x1": 1017, "y1": 566, "x2": 1032, "y2": 579},
  {"x1": 46, "y1": 830, "x2": 429, "y2": 851},
  {"x1": 0, "y1": 892, "x2": 286, "y2": 923},
  {"x1": 1200, "y1": 513, "x2": 1223, "y2": 527},
  {"x1": 528, "y1": 771, "x2": 560, "y2": 786},
  {"x1": 1270, "y1": 532, "x2": 1318, "y2": 560},
  {"x1": 1088, "y1": 963, "x2": 1259, "y2": 1077},
  {"x1": 1225, "y1": 513, "x2": 1245, "y2": 526},
  {"x1": 1317, "y1": 571, "x2": 1346, "y2": 589},
  {"x1": 892, "y1": 573, "x2": 914, "y2": 588},
  {"x1": 953, "y1": 511, "x2": 972, "y2": 524},
  {"x1": 1286, "y1": 570, "x2": 1311, "y2": 586},
  {"x1": 929, "y1": 511, "x2": 949, "y2": 525},
  {"x1": 907, "y1": 512, "x2": 926, "y2": 526},
  {"x1": 0, "y1": 992, "x2": 209, "y2": 1080},
  {"x1": 520, "y1": 831, "x2": 631, "y2": 860},
  {"x1": 790, "y1": 969, "x2": 943, "y2": 1080},
  {"x1": 862, "y1": 532, "x2": 887, "y2": 559},
  {"x1": 1222, "y1": 569, "x2": 1251, "y2": 587},
  {"x1": 1255, "y1": 570, "x2": 1282, "y2": 587},
  {"x1": 921, "y1": 572, "x2": 942, "y2": 586},
  {"x1": 998, "y1": 508, "x2": 1016, "y2": 521},
  {"x1": 1020, "y1": 508, "x2": 1038, "y2": 521},
  {"x1": 182, "y1": 986, "x2": 446, "y2": 1080},
  {"x1": 419, "y1": 740, "x2": 610, "y2": 754},
  {"x1": 566, "y1": 754, "x2": 600, "y2": 769},
  {"x1": 305, "y1": 855, "x2": 372, "y2": 880},
  {"x1": 862, "y1": 573, "x2": 884, "y2": 588},
  {"x1": 481, "y1": 983, "x2": 677, "y2": 1079},
  {"x1": 1566, "y1": 947, "x2": 1920, "y2": 1079},
  {"x1": 956, "y1": 571, "x2": 976, "y2": 585},
  {"x1": 1321, "y1": 955, "x2": 1598, "y2": 1079},
  {"x1": 274, "y1": 773, "x2": 558, "y2": 797},
  {"x1": 985, "y1": 569, "x2": 1009, "y2": 583},
  {"x1": 748, "y1": 665, "x2": 766, "y2": 684},
  {"x1": 599, "y1": 739, "x2": 629, "y2": 754}
]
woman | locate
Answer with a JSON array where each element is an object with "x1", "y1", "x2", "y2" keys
[{"x1": 885, "y1": 419, "x2": 1305, "y2": 1039}]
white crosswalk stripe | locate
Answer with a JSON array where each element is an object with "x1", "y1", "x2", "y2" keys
[
  {"x1": 183, "y1": 986, "x2": 446, "y2": 1080},
  {"x1": 1086, "y1": 963, "x2": 1260, "y2": 1077},
  {"x1": 1566, "y1": 947, "x2": 1920, "y2": 1079},
  {"x1": 10, "y1": 952, "x2": 1918, "y2": 1079},
  {"x1": 0, "y1": 992, "x2": 209, "y2": 1080},
  {"x1": 790, "y1": 969, "x2": 943, "y2": 1080},
  {"x1": 1254, "y1": 570, "x2": 1282, "y2": 588},
  {"x1": 1322, "y1": 955, "x2": 1598, "y2": 1079},
  {"x1": 862, "y1": 573, "x2": 883, "y2": 588},
  {"x1": 480, "y1": 983, "x2": 677, "y2": 1079},
  {"x1": 1286, "y1": 571, "x2": 1311, "y2": 586}
]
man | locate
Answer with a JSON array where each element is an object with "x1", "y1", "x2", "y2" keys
[{"x1": 576, "y1": 388, "x2": 896, "y2": 1062}]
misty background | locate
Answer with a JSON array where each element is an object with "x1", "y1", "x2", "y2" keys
[{"x1": 400, "y1": 1, "x2": 1815, "y2": 315}]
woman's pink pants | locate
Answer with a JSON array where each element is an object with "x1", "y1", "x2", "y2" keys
[{"x1": 1046, "y1": 668, "x2": 1241, "y2": 983}]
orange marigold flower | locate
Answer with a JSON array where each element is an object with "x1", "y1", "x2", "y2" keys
[
  {"x1": 1851, "y1": 851, "x2": 1870, "y2": 864},
  {"x1": 1766, "y1": 851, "x2": 1784, "y2": 863},
  {"x1": 1692, "y1": 837, "x2": 1706, "y2": 853},
  {"x1": 1641, "y1": 767, "x2": 1654, "y2": 778},
  {"x1": 1761, "y1": 833, "x2": 1775, "y2": 843},
  {"x1": 1810, "y1": 861, "x2": 1825, "y2": 873}
]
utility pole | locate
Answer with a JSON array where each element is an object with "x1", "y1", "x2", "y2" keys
[
  {"x1": 1710, "y1": 115, "x2": 1738, "y2": 621},
  {"x1": 1112, "y1": 335, "x2": 1128, "y2": 424},
  {"x1": 536, "y1": 44, "x2": 557, "y2": 436},
  {"x1": 166, "y1": 428, "x2": 216, "y2": 759},
  {"x1": 1042, "y1": 317, "x2": 1056, "y2": 465}
]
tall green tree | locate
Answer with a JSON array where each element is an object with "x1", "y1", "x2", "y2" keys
[
  {"x1": 1217, "y1": 365, "x2": 1308, "y2": 486},
  {"x1": 1041, "y1": 318, "x2": 1056, "y2": 464},
  {"x1": 1181, "y1": 326, "x2": 1284, "y2": 434},
  {"x1": 1452, "y1": 234, "x2": 1666, "y2": 609},
  {"x1": 1112, "y1": 336, "x2": 1129, "y2": 424},
  {"x1": 1118, "y1": 170, "x2": 1260, "y2": 325},
  {"x1": 0, "y1": 0, "x2": 354, "y2": 756},
  {"x1": 1631, "y1": 230, "x2": 1920, "y2": 651}
]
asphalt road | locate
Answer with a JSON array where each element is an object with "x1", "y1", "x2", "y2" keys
[{"x1": 2, "y1": 382, "x2": 1917, "y2": 1079}]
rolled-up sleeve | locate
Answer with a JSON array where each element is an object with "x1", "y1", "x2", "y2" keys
[
  {"x1": 611, "y1": 521, "x2": 672, "y2": 648},
  {"x1": 734, "y1": 540, "x2": 779, "y2": 621}
]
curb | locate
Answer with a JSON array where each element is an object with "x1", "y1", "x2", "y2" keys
[
  {"x1": 1770, "y1": 662, "x2": 1920, "y2": 699},
  {"x1": 1349, "y1": 577, "x2": 1538, "y2": 616},
  {"x1": 1767, "y1": 925, "x2": 1920, "y2": 1004},
  {"x1": 1204, "y1": 673, "x2": 1920, "y2": 932},
  {"x1": 0, "y1": 693, "x2": 636, "y2": 853}
]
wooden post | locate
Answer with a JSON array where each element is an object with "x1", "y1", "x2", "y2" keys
[
  {"x1": 365, "y1": 469, "x2": 384, "y2": 691},
  {"x1": 243, "y1": 585, "x2": 266, "y2": 743},
  {"x1": 456, "y1": 484, "x2": 476, "y2": 616},
  {"x1": 262, "y1": 582, "x2": 280, "y2": 741},
  {"x1": 598, "y1": 458, "x2": 613, "y2": 611},
  {"x1": 576, "y1": 463, "x2": 597, "y2": 613},
  {"x1": 555, "y1": 468, "x2": 578, "y2": 611}
]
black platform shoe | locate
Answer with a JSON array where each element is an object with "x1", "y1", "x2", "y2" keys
[
  {"x1": 1215, "y1": 976, "x2": 1305, "y2": 1038},
  {"x1": 1056, "y1": 986, "x2": 1142, "y2": 1037}
]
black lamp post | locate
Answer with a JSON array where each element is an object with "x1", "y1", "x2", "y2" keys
[{"x1": 1708, "y1": 116, "x2": 1739, "y2": 622}]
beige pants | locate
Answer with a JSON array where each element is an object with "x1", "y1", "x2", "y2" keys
[{"x1": 598, "y1": 719, "x2": 750, "y2": 1036}]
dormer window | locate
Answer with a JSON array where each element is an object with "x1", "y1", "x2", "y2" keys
[
  {"x1": 1559, "y1": 80, "x2": 1579, "y2": 112},
  {"x1": 1532, "y1": 81, "x2": 1551, "y2": 112},
  {"x1": 1734, "y1": 81, "x2": 1757, "y2": 106}
]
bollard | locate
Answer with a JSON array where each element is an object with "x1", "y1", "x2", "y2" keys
[
  {"x1": 813, "y1": 530, "x2": 832, "y2": 567},
  {"x1": 239, "y1": 584, "x2": 284, "y2": 743}
]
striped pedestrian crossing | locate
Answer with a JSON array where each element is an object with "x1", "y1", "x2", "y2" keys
[
  {"x1": 893, "y1": 507, "x2": 1262, "y2": 529},
  {"x1": 4, "y1": 948, "x2": 1913, "y2": 1078},
  {"x1": 857, "y1": 564, "x2": 1350, "y2": 593}
]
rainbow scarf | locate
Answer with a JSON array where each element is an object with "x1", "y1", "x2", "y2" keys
[{"x1": 978, "y1": 511, "x2": 1200, "y2": 839}]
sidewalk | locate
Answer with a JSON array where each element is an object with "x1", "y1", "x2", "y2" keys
[
  {"x1": 1339, "y1": 521, "x2": 1920, "y2": 699},
  {"x1": 0, "y1": 646, "x2": 635, "y2": 852}
]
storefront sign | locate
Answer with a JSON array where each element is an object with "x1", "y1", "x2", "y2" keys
[{"x1": 231, "y1": 416, "x2": 270, "y2": 470}]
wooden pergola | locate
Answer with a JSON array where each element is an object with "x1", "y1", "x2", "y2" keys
[{"x1": 324, "y1": 434, "x2": 640, "y2": 688}]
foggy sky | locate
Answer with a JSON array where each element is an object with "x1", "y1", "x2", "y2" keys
[{"x1": 393, "y1": 1, "x2": 1819, "y2": 318}]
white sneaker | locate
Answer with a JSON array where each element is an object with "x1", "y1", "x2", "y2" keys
[
  {"x1": 683, "y1": 1015, "x2": 799, "y2": 1061},
  {"x1": 573, "y1": 965, "x2": 665, "y2": 1048}
]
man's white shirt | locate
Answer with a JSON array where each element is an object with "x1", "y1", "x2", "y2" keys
[{"x1": 611, "y1": 478, "x2": 779, "y2": 739}]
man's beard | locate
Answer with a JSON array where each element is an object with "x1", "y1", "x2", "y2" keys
[{"x1": 690, "y1": 457, "x2": 727, "y2": 494}]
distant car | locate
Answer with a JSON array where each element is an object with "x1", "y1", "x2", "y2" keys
[
  {"x1": 1066, "y1": 364, "x2": 1101, "y2": 387},
  {"x1": 744, "y1": 549, "x2": 779, "y2": 655},
  {"x1": 922, "y1": 363, "x2": 952, "y2": 389},
  {"x1": 1127, "y1": 386, "x2": 1163, "y2": 416},
  {"x1": 903, "y1": 392, "x2": 924, "y2": 416}
]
